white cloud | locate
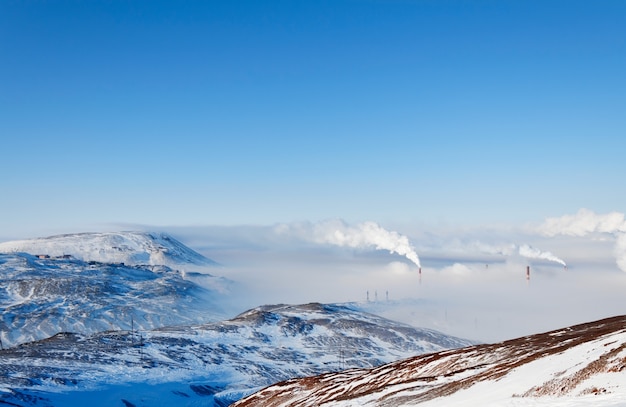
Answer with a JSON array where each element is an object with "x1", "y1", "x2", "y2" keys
[
  {"x1": 536, "y1": 208, "x2": 626, "y2": 271},
  {"x1": 385, "y1": 261, "x2": 412, "y2": 276},
  {"x1": 614, "y1": 234, "x2": 626, "y2": 273},
  {"x1": 441, "y1": 262, "x2": 473, "y2": 277},
  {"x1": 538, "y1": 208, "x2": 626, "y2": 237}
]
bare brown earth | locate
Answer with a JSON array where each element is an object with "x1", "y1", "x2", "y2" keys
[{"x1": 233, "y1": 315, "x2": 626, "y2": 407}]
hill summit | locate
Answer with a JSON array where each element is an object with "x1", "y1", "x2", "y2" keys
[{"x1": 0, "y1": 231, "x2": 217, "y2": 268}]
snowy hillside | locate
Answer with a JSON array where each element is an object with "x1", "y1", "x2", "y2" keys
[
  {"x1": 0, "y1": 252, "x2": 230, "y2": 346},
  {"x1": 234, "y1": 315, "x2": 626, "y2": 407},
  {"x1": 0, "y1": 303, "x2": 473, "y2": 407},
  {"x1": 0, "y1": 232, "x2": 218, "y2": 268}
]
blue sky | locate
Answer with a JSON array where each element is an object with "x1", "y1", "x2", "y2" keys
[{"x1": 2, "y1": 0, "x2": 625, "y2": 237}]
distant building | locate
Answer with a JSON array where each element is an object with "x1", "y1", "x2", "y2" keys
[{"x1": 35, "y1": 254, "x2": 72, "y2": 260}]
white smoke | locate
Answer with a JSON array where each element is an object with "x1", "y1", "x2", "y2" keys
[
  {"x1": 275, "y1": 219, "x2": 421, "y2": 268},
  {"x1": 436, "y1": 239, "x2": 566, "y2": 267},
  {"x1": 453, "y1": 240, "x2": 566, "y2": 267},
  {"x1": 518, "y1": 244, "x2": 567, "y2": 267},
  {"x1": 537, "y1": 208, "x2": 626, "y2": 272}
]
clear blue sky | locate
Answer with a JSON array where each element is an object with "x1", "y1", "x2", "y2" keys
[{"x1": 1, "y1": 0, "x2": 625, "y2": 237}]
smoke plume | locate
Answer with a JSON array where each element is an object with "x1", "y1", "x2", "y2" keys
[
  {"x1": 275, "y1": 219, "x2": 421, "y2": 268},
  {"x1": 518, "y1": 244, "x2": 567, "y2": 267}
]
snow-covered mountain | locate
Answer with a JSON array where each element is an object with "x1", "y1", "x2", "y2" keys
[
  {"x1": 0, "y1": 302, "x2": 473, "y2": 407},
  {"x1": 0, "y1": 252, "x2": 230, "y2": 346},
  {"x1": 234, "y1": 315, "x2": 626, "y2": 407},
  {"x1": 0, "y1": 232, "x2": 218, "y2": 268},
  {"x1": 0, "y1": 232, "x2": 230, "y2": 345}
]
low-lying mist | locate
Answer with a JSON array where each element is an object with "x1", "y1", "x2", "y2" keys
[{"x1": 157, "y1": 210, "x2": 626, "y2": 343}]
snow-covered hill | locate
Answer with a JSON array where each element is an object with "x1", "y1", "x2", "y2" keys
[
  {"x1": 0, "y1": 232, "x2": 218, "y2": 268},
  {"x1": 0, "y1": 251, "x2": 229, "y2": 347},
  {"x1": 0, "y1": 303, "x2": 473, "y2": 407},
  {"x1": 234, "y1": 315, "x2": 626, "y2": 407}
]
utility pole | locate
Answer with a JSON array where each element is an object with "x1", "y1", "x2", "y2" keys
[
  {"x1": 339, "y1": 345, "x2": 345, "y2": 371},
  {"x1": 139, "y1": 333, "x2": 143, "y2": 362}
]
